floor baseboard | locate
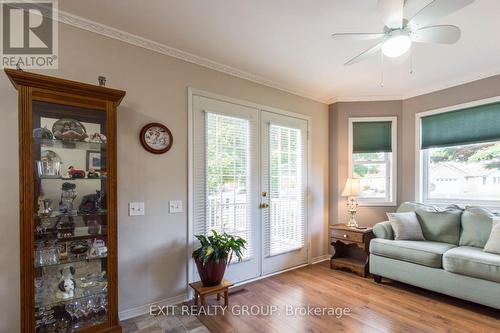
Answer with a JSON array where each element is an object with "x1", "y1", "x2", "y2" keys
[
  {"x1": 119, "y1": 293, "x2": 188, "y2": 321},
  {"x1": 311, "y1": 254, "x2": 330, "y2": 264},
  {"x1": 120, "y1": 254, "x2": 330, "y2": 321}
]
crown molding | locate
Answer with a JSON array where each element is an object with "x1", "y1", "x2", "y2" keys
[
  {"x1": 328, "y1": 66, "x2": 500, "y2": 105},
  {"x1": 329, "y1": 94, "x2": 403, "y2": 104},
  {"x1": 401, "y1": 66, "x2": 500, "y2": 100},
  {"x1": 53, "y1": 9, "x2": 329, "y2": 104}
]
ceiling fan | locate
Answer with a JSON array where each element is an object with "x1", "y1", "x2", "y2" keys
[{"x1": 332, "y1": 0, "x2": 475, "y2": 66}]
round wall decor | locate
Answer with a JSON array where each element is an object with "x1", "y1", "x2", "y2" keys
[{"x1": 139, "y1": 123, "x2": 173, "y2": 154}]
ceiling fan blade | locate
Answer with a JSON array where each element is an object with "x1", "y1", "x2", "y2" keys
[
  {"x1": 408, "y1": 0, "x2": 475, "y2": 30},
  {"x1": 411, "y1": 25, "x2": 461, "y2": 44},
  {"x1": 345, "y1": 40, "x2": 385, "y2": 66},
  {"x1": 377, "y1": 0, "x2": 404, "y2": 29},
  {"x1": 331, "y1": 32, "x2": 385, "y2": 41}
]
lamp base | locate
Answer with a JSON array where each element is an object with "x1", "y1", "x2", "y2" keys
[
  {"x1": 346, "y1": 196, "x2": 358, "y2": 228},
  {"x1": 346, "y1": 215, "x2": 358, "y2": 228}
]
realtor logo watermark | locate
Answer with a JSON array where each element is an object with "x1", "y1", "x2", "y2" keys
[{"x1": 1, "y1": 0, "x2": 58, "y2": 68}]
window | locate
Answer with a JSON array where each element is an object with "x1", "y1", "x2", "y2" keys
[
  {"x1": 348, "y1": 117, "x2": 397, "y2": 206},
  {"x1": 422, "y1": 141, "x2": 500, "y2": 202},
  {"x1": 419, "y1": 98, "x2": 500, "y2": 205}
]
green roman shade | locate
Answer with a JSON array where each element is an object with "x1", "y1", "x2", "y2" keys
[
  {"x1": 352, "y1": 121, "x2": 392, "y2": 153},
  {"x1": 421, "y1": 102, "x2": 500, "y2": 149}
]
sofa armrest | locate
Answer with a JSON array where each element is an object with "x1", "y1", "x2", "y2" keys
[{"x1": 373, "y1": 221, "x2": 394, "y2": 240}]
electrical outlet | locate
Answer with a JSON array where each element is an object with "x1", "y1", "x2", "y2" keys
[
  {"x1": 129, "y1": 202, "x2": 145, "y2": 216},
  {"x1": 169, "y1": 200, "x2": 183, "y2": 213}
]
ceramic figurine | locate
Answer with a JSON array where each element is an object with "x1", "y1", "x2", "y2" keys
[
  {"x1": 33, "y1": 126, "x2": 53, "y2": 140},
  {"x1": 52, "y1": 118, "x2": 88, "y2": 141},
  {"x1": 88, "y1": 239, "x2": 107, "y2": 258},
  {"x1": 88, "y1": 132, "x2": 107, "y2": 143},
  {"x1": 87, "y1": 168, "x2": 100, "y2": 178},
  {"x1": 61, "y1": 167, "x2": 72, "y2": 180},
  {"x1": 56, "y1": 266, "x2": 76, "y2": 300},
  {"x1": 67, "y1": 166, "x2": 85, "y2": 179},
  {"x1": 78, "y1": 190, "x2": 105, "y2": 213}
]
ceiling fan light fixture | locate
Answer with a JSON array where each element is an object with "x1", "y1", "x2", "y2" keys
[{"x1": 382, "y1": 34, "x2": 411, "y2": 58}]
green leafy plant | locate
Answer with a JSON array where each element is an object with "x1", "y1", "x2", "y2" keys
[{"x1": 192, "y1": 230, "x2": 247, "y2": 265}]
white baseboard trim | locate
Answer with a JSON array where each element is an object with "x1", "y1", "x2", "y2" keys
[
  {"x1": 311, "y1": 254, "x2": 330, "y2": 264},
  {"x1": 119, "y1": 293, "x2": 188, "y2": 321},
  {"x1": 120, "y1": 255, "x2": 330, "y2": 321}
]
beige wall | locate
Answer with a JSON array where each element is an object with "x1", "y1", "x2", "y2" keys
[
  {"x1": 329, "y1": 75, "x2": 500, "y2": 228},
  {"x1": 329, "y1": 101, "x2": 402, "y2": 226},
  {"x1": 0, "y1": 23, "x2": 329, "y2": 332},
  {"x1": 401, "y1": 75, "x2": 500, "y2": 203}
]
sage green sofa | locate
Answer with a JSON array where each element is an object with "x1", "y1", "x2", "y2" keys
[{"x1": 369, "y1": 202, "x2": 500, "y2": 309}]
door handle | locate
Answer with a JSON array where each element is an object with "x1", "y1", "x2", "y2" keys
[{"x1": 260, "y1": 203, "x2": 269, "y2": 209}]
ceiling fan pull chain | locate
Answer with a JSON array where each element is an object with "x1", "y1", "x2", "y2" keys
[
  {"x1": 410, "y1": 47, "x2": 414, "y2": 75},
  {"x1": 380, "y1": 52, "x2": 385, "y2": 88}
]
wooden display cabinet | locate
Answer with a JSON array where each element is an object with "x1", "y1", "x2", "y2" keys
[{"x1": 5, "y1": 69, "x2": 125, "y2": 333}]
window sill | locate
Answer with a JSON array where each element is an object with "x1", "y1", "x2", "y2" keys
[{"x1": 357, "y1": 201, "x2": 397, "y2": 207}]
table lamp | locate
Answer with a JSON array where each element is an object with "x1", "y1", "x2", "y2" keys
[{"x1": 341, "y1": 178, "x2": 361, "y2": 227}]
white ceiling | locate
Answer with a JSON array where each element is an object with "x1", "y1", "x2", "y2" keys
[{"x1": 59, "y1": 0, "x2": 500, "y2": 103}]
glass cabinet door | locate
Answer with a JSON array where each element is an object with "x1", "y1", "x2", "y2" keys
[{"x1": 32, "y1": 101, "x2": 109, "y2": 332}]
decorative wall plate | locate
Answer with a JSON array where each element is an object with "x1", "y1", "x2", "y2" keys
[
  {"x1": 140, "y1": 123, "x2": 173, "y2": 154},
  {"x1": 52, "y1": 118, "x2": 88, "y2": 141}
]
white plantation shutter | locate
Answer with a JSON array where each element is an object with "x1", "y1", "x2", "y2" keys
[
  {"x1": 193, "y1": 111, "x2": 255, "y2": 259},
  {"x1": 264, "y1": 124, "x2": 306, "y2": 256}
]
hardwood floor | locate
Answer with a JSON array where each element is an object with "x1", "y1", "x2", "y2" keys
[{"x1": 195, "y1": 261, "x2": 500, "y2": 333}]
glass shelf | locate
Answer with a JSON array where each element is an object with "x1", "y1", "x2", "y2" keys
[
  {"x1": 35, "y1": 254, "x2": 107, "y2": 269},
  {"x1": 36, "y1": 289, "x2": 107, "y2": 309},
  {"x1": 39, "y1": 176, "x2": 107, "y2": 180},
  {"x1": 33, "y1": 138, "x2": 106, "y2": 151},
  {"x1": 36, "y1": 227, "x2": 107, "y2": 242},
  {"x1": 35, "y1": 209, "x2": 107, "y2": 220}
]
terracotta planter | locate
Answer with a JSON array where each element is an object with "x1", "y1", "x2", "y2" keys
[{"x1": 195, "y1": 257, "x2": 227, "y2": 287}]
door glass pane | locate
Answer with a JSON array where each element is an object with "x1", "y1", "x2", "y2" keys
[
  {"x1": 33, "y1": 101, "x2": 108, "y2": 332},
  {"x1": 268, "y1": 125, "x2": 304, "y2": 256},
  {"x1": 205, "y1": 113, "x2": 253, "y2": 259}
]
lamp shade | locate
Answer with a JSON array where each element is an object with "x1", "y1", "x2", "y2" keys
[{"x1": 341, "y1": 178, "x2": 360, "y2": 197}]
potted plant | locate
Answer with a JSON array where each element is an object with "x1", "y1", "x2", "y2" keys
[{"x1": 192, "y1": 230, "x2": 246, "y2": 287}]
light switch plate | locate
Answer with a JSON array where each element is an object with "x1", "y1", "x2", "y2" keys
[
  {"x1": 129, "y1": 202, "x2": 145, "y2": 216},
  {"x1": 169, "y1": 200, "x2": 183, "y2": 213}
]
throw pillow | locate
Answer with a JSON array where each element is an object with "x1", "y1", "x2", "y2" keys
[
  {"x1": 484, "y1": 219, "x2": 500, "y2": 255},
  {"x1": 415, "y1": 208, "x2": 462, "y2": 245},
  {"x1": 387, "y1": 212, "x2": 425, "y2": 241},
  {"x1": 460, "y1": 206, "x2": 496, "y2": 248}
]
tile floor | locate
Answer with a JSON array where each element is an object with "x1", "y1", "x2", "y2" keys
[{"x1": 121, "y1": 312, "x2": 210, "y2": 333}]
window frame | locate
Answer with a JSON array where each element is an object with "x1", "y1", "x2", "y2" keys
[
  {"x1": 348, "y1": 117, "x2": 397, "y2": 207},
  {"x1": 415, "y1": 95, "x2": 500, "y2": 208}
]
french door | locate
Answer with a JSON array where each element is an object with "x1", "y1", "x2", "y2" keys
[
  {"x1": 261, "y1": 112, "x2": 308, "y2": 275},
  {"x1": 191, "y1": 94, "x2": 308, "y2": 283}
]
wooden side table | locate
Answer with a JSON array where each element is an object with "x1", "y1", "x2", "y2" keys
[
  {"x1": 330, "y1": 224, "x2": 374, "y2": 277},
  {"x1": 189, "y1": 279, "x2": 234, "y2": 307}
]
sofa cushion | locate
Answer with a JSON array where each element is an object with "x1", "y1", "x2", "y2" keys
[
  {"x1": 396, "y1": 202, "x2": 463, "y2": 245},
  {"x1": 415, "y1": 209, "x2": 462, "y2": 245},
  {"x1": 443, "y1": 246, "x2": 500, "y2": 283},
  {"x1": 460, "y1": 206, "x2": 496, "y2": 248},
  {"x1": 484, "y1": 220, "x2": 500, "y2": 255},
  {"x1": 370, "y1": 238, "x2": 456, "y2": 268},
  {"x1": 396, "y1": 202, "x2": 437, "y2": 213},
  {"x1": 387, "y1": 212, "x2": 425, "y2": 240}
]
